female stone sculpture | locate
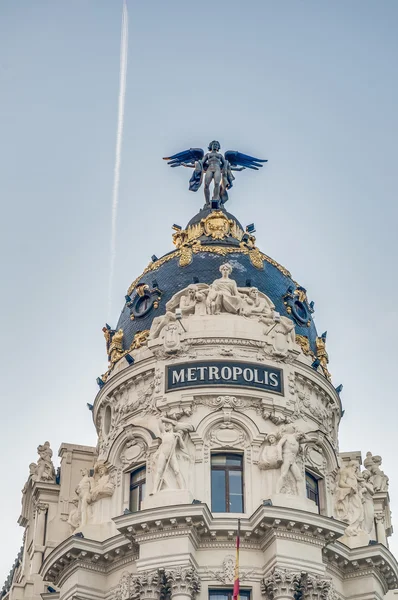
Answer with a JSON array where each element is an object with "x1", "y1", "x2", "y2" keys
[
  {"x1": 206, "y1": 263, "x2": 246, "y2": 315},
  {"x1": 334, "y1": 461, "x2": 364, "y2": 536},
  {"x1": 360, "y1": 470, "x2": 376, "y2": 538}
]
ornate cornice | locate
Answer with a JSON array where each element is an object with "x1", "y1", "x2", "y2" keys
[
  {"x1": 39, "y1": 534, "x2": 138, "y2": 586},
  {"x1": 323, "y1": 542, "x2": 398, "y2": 592}
]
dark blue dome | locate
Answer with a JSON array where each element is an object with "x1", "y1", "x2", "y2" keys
[{"x1": 116, "y1": 208, "x2": 318, "y2": 353}]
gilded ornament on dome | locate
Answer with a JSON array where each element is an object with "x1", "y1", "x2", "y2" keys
[
  {"x1": 202, "y1": 211, "x2": 231, "y2": 240},
  {"x1": 296, "y1": 335, "x2": 311, "y2": 356},
  {"x1": 129, "y1": 329, "x2": 150, "y2": 350},
  {"x1": 179, "y1": 245, "x2": 193, "y2": 267},
  {"x1": 248, "y1": 247, "x2": 264, "y2": 269},
  {"x1": 315, "y1": 332, "x2": 332, "y2": 382},
  {"x1": 186, "y1": 222, "x2": 203, "y2": 242}
]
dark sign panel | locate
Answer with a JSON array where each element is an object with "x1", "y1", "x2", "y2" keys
[{"x1": 166, "y1": 361, "x2": 283, "y2": 394}]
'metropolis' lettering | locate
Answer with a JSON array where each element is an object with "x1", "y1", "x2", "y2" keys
[{"x1": 166, "y1": 361, "x2": 283, "y2": 394}]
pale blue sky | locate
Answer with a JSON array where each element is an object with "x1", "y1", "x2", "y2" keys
[{"x1": 1, "y1": 0, "x2": 398, "y2": 583}]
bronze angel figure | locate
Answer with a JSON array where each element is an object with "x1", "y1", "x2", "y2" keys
[{"x1": 163, "y1": 140, "x2": 267, "y2": 207}]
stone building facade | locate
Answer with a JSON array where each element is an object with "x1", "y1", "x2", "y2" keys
[{"x1": 2, "y1": 205, "x2": 397, "y2": 600}]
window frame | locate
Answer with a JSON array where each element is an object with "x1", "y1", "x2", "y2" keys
[
  {"x1": 211, "y1": 452, "x2": 244, "y2": 514},
  {"x1": 209, "y1": 589, "x2": 251, "y2": 600},
  {"x1": 129, "y1": 465, "x2": 146, "y2": 512},
  {"x1": 305, "y1": 469, "x2": 321, "y2": 512}
]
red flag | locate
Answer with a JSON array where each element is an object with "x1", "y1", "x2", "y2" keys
[{"x1": 233, "y1": 519, "x2": 240, "y2": 600}]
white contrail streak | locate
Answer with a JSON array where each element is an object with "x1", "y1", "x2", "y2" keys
[{"x1": 108, "y1": 0, "x2": 129, "y2": 319}]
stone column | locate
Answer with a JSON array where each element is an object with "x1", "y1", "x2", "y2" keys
[
  {"x1": 375, "y1": 513, "x2": 387, "y2": 546},
  {"x1": 165, "y1": 566, "x2": 201, "y2": 600},
  {"x1": 262, "y1": 569, "x2": 301, "y2": 600},
  {"x1": 31, "y1": 502, "x2": 48, "y2": 574},
  {"x1": 133, "y1": 570, "x2": 163, "y2": 600}
]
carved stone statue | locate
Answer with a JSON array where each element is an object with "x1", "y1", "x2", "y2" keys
[
  {"x1": 67, "y1": 498, "x2": 80, "y2": 533},
  {"x1": 108, "y1": 329, "x2": 124, "y2": 367},
  {"x1": 90, "y1": 462, "x2": 115, "y2": 502},
  {"x1": 360, "y1": 470, "x2": 376, "y2": 538},
  {"x1": 149, "y1": 284, "x2": 208, "y2": 340},
  {"x1": 163, "y1": 141, "x2": 267, "y2": 207},
  {"x1": 150, "y1": 417, "x2": 193, "y2": 495},
  {"x1": 33, "y1": 441, "x2": 56, "y2": 483},
  {"x1": 75, "y1": 468, "x2": 92, "y2": 528},
  {"x1": 148, "y1": 265, "x2": 296, "y2": 359},
  {"x1": 334, "y1": 461, "x2": 364, "y2": 536},
  {"x1": 206, "y1": 263, "x2": 246, "y2": 315},
  {"x1": 258, "y1": 433, "x2": 283, "y2": 470},
  {"x1": 363, "y1": 452, "x2": 389, "y2": 492},
  {"x1": 275, "y1": 424, "x2": 308, "y2": 495},
  {"x1": 72, "y1": 463, "x2": 115, "y2": 530}
]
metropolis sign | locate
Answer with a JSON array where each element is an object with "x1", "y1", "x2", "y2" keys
[{"x1": 165, "y1": 361, "x2": 283, "y2": 394}]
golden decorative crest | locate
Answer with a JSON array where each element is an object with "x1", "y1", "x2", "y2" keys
[
  {"x1": 202, "y1": 211, "x2": 231, "y2": 239},
  {"x1": 179, "y1": 245, "x2": 193, "y2": 267},
  {"x1": 296, "y1": 335, "x2": 312, "y2": 356},
  {"x1": 248, "y1": 248, "x2": 263, "y2": 270},
  {"x1": 130, "y1": 330, "x2": 150, "y2": 350}
]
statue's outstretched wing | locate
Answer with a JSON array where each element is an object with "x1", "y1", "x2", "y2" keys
[
  {"x1": 163, "y1": 148, "x2": 204, "y2": 168},
  {"x1": 224, "y1": 150, "x2": 267, "y2": 170}
]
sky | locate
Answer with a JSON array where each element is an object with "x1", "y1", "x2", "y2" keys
[{"x1": 1, "y1": 0, "x2": 398, "y2": 585}]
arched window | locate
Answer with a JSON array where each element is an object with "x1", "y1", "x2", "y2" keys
[
  {"x1": 130, "y1": 466, "x2": 146, "y2": 512},
  {"x1": 211, "y1": 453, "x2": 244, "y2": 513},
  {"x1": 305, "y1": 471, "x2": 320, "y2": 511}
]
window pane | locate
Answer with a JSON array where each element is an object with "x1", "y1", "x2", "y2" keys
[
  {"x1": 141, "y1": 481, "x2": 146, "y2": 506},
  {"x1": 131, "y1": 467, "x2": 146, "y2": 484},
  {"x1": 209, "y1": 592, "x2": 229, "y2": 600},
  {"x1": 229, "y1": 471, "x2": 243, "y2": 512},
  {"x1": 211, "y1": 469, "x2": 226, "y2": 512},
  {"x1": 226, "y1": 454, "x2": 242, "y2": 467},
  {"x1": 130, "y1": 486, "x2": 140, "y2": 512},
  {"x1": 211, "y1": 454, "x2": 227, "y2": 466}
]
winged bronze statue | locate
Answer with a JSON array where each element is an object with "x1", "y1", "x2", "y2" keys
[{"x1": 163, "y1": 140, "x2": 267, "y2": 207}]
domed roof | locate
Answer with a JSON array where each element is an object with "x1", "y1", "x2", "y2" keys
[{"x1": 116, "y1": 206, "x2": 318, "y2": 354}]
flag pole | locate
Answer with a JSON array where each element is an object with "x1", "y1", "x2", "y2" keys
[{"x1": 233, "y1": 518, "x2": 241, "y2": 600}]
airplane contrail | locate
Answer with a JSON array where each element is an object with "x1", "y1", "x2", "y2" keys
[{"x1": 108, "y1": 0, "x2": 129, "y2": 319}]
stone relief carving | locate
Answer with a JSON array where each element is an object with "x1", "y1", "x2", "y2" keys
[
  {"x1": 206, "y1": 555, "x2": 254, "y2": 584},
  {"x1": 334, "y1": 460, "x2": 365, "y2": 537},
  {"x1": 259, "y1": 424, "x2": 308, "y2": 495},
  {"x1": 120, "y1": 433, "x2": 147, "y2": 467},
  {"x1": 69, "y1": 462, "x2": 115, "y2": 532},
  {"x1": 149, "y1": 284, "x2": 209, "y2": 340},
  {"x1": 29, "y1": 441, "x2": 56, "y2": 483},
  {"x1": 363, "y1": 452, "x2": 389, "y2": 492},
  {"x1": 163, "y1": 322, "x2": 182, "y2": 353},
  {"x1": 148, "y1": 263, "x2": 295, "y2": 358},
  {"x1": 258, "y1": 433, "x2": 282, "y2": 470},
  {"x1": 150, "y1": 417, "x2": 194, "y2": 495}
]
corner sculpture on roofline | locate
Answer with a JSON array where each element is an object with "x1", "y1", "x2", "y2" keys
[{"x1": 163, "y1": 140, "x2": 267, "y2": 207}]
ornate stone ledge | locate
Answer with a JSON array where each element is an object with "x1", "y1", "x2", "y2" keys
[
  {"x1": 39, "y1": 534, "x2": 138, "y2": 586},
  {"x1": 323, "y1": 542, "x2": 398, "y2": 592},
  {"x1": 113, "y1": 503, "x2": 346, "y2": 550}
]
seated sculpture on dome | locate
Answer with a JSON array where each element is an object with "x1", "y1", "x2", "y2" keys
[
  {"x1": 148, "y1": 264, "x2": 295, "y2": 357},
  {"x1": 149, "y1": 284, "x2": 208, "y2": 340},
  {"x1": 206, "y1": 263, "x2": 247, "y2": 315}
]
